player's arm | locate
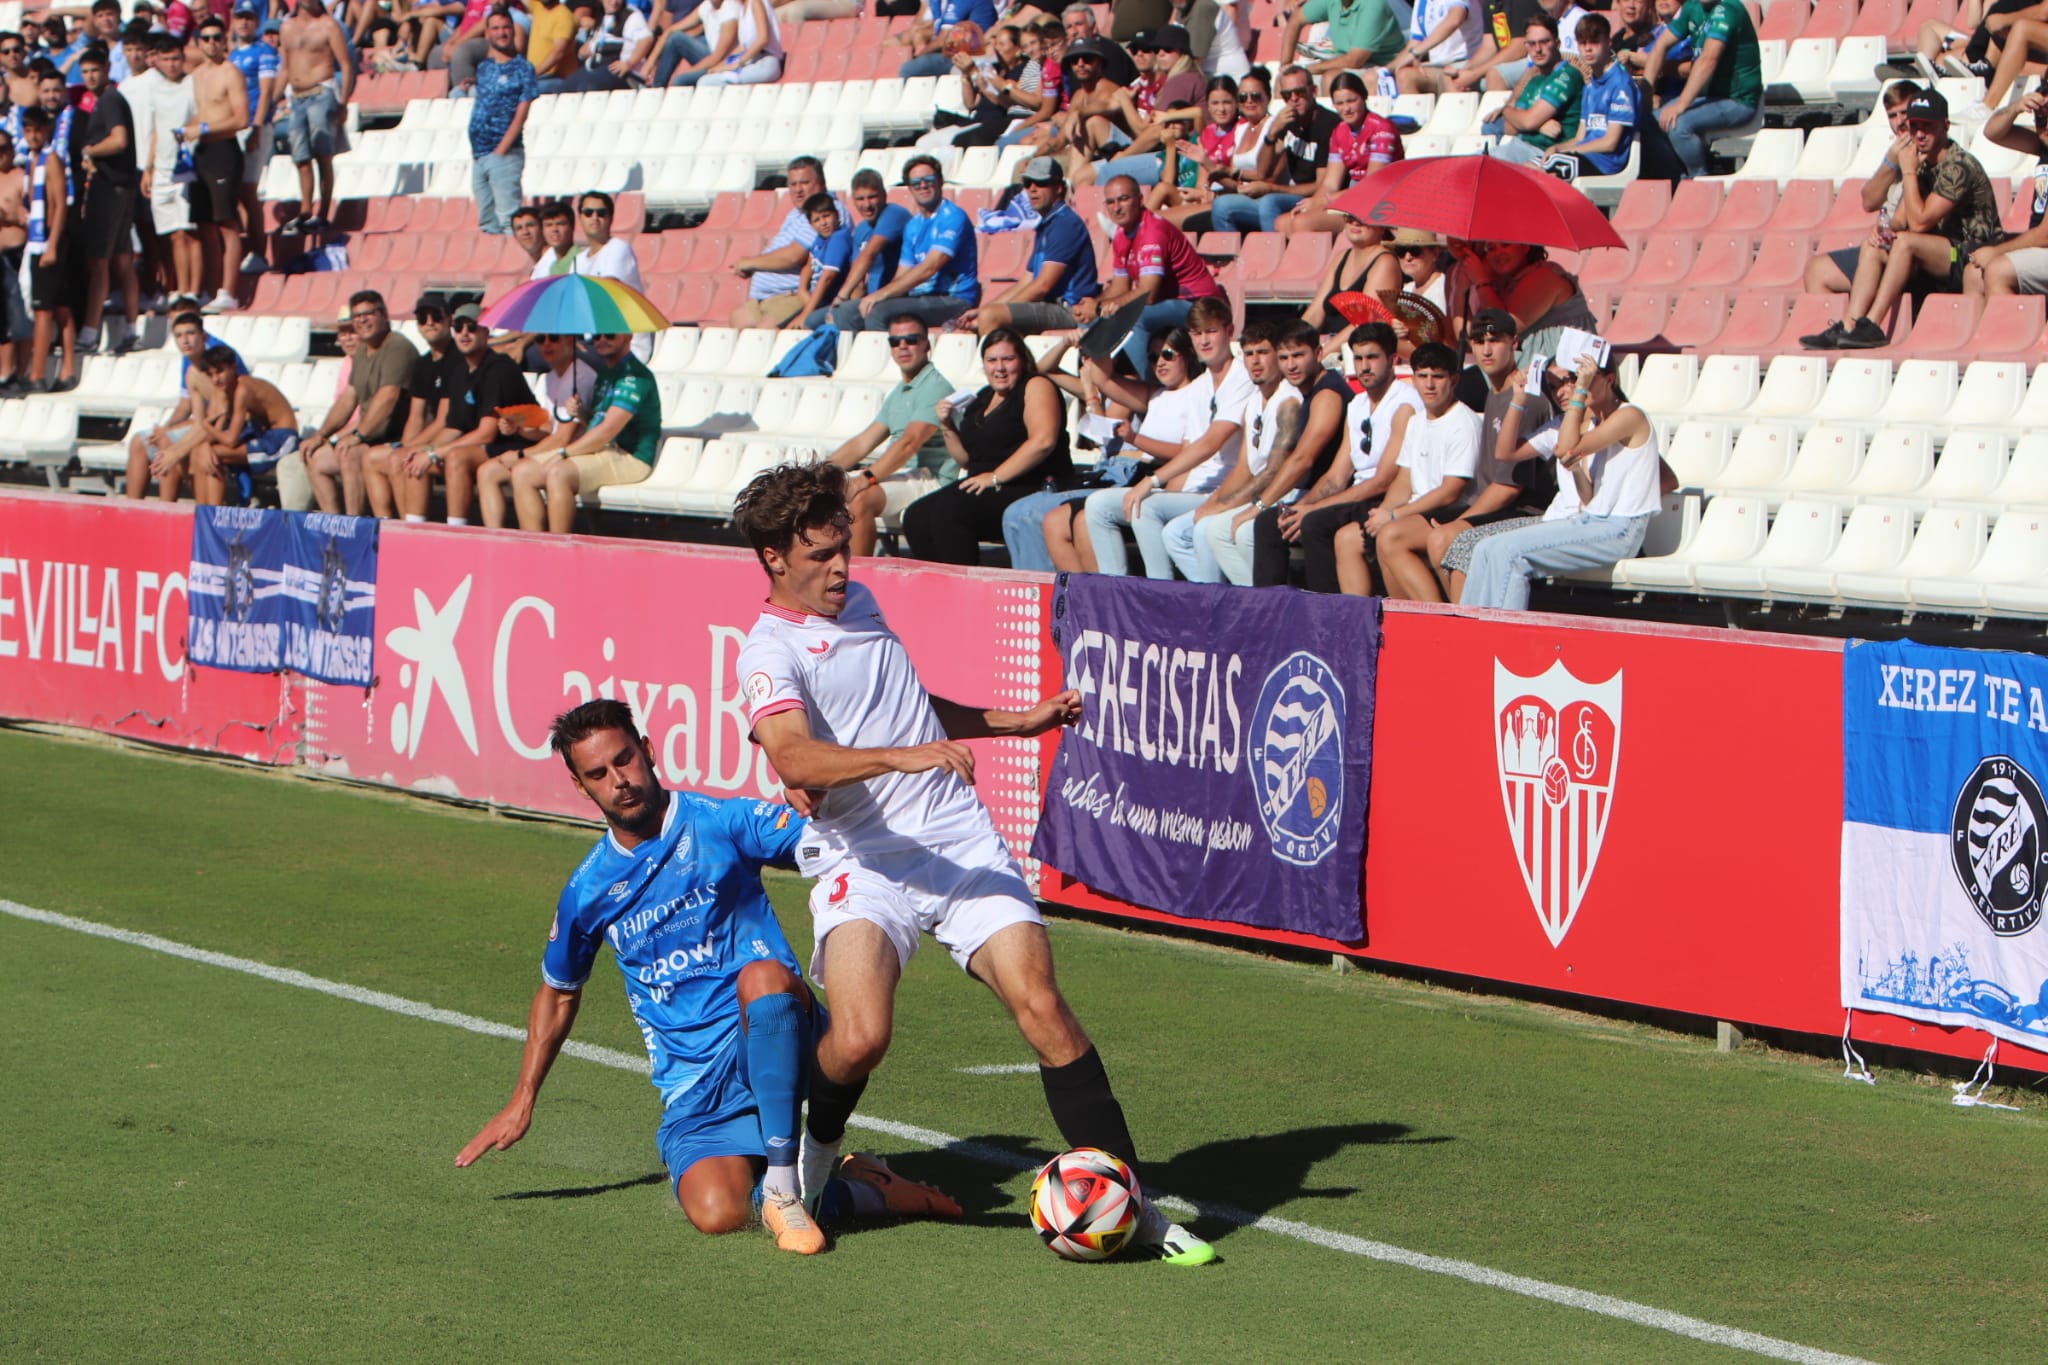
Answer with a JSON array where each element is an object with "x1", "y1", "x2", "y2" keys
[
  {"x1": 929, "y1": 690, "x2": 1082, "y2": 742},
  {"x1": 455, "y1": 982, "x2": 581, "y2": 1166},
  {"x1": 753, "y1": 706, "x2": 979, "y2": 789}
]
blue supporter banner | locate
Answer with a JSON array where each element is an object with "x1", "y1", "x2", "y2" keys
[
  {"x1": 1032, "y1": 575, "x2": 1378, "y2": 941},
  {"x1": 1842, "y1": 639, "x2": 2048, "y2": 1051},
  {"x1": 188, "y1": 506, "x2": 289, "y2": 674},
  {"x1": 188, "y1": 508, "x2": 378, "y2": 685},
  {"x1": 281, "y1": 513, "x2": 379, "y2": 687}
]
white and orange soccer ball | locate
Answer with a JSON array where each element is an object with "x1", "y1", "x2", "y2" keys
[{"x1": 1029, "y1": 1147, "x2": 1140, "y2": 1261}]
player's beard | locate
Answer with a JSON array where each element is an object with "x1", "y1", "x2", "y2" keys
[{"x1": 608, "y1": 784, "x2": 666, "y2": 840}]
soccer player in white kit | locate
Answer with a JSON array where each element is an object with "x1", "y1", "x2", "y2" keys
[{"x1": 732, "y1": 462, "x2": 1216, "y2": 1266}]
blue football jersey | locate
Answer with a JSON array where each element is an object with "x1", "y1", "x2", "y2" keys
[{"x1": 542, "y1": 792, "x2": 806, "y2": 1108}]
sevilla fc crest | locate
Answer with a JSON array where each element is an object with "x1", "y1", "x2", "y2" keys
[{"x1": 1494, "y1": 660, "x2": 1622, "y2": 947}]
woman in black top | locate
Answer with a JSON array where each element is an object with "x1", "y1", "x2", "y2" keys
[{"x1": 902, "y1": 327, "x2": 1074, "y2": 564}]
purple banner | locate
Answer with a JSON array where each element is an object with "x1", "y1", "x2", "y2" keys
[{"x1": 1032, "y1": 575, "x2": 1378, "y2": 941}]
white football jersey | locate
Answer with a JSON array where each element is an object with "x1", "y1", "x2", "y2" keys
[{"x1": 737, "y1": 582, "x2": 995, "y2": 866}]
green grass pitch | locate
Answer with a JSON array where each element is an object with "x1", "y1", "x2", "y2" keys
[{"x1": 2, "y1": 727, "x2": 2044, "y2": 1362}]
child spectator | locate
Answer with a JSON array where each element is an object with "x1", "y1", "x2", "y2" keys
[{"x1": 793, "y1": 192, "x2": 852, "y2": 327}]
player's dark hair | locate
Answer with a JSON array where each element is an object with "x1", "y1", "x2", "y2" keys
[
  {"x1": 348, "y1": 289, "x2": 386, "y2": 312},
  {"x1": 1272, "y1": 318, "x2": 1319, "y2": 352},
  {"x1": 788, "y1": 154, "x2": 824, "y2": 182},
  {"x1": 78, "y1": 43, "x2": 109, "y2": 67},
  {"x1": 1575, "y1": 12, "x2": 1610, "y2": 43},
  {"x1": 549, "y1": 698, "x2": 640, "y2": 771},
  {"x1": 577, "y1": 189, "x2": 614, "y2": 215},
  {"x1": 1349, "y1": 321, "x2": 1398, "y2": 354},
  {"x1": 902, "y1": 152, "x2": 943, "y2": 184},
  {"x1": 170, "y1": 310, "x2": 204, "y2": 331},
  {"x1": 801, "y1": 192, "x2": 838, "y2": 219},
  {"x1": 1410, "y1": 341, "x2": 1459, "y2": 375},
  {"x1": 200, "y1": 344, "x2": 239, "y2": 372},
  {"x1": 150, "y1": 31, "x2": 182, "y2": 53},
  {"x1": 1328, "y1": 70, "x2": 1367, "y2": 102},
  {"x1": 510, "y1": 205, "x2": 540, "y2": 225},
  {"x1": 539, "y1": 199, "x2": 574, "y2": 223},
  {"x1": 980, "y1": 326, "x2": 1039, "y2": 382},
  {"x1": 21, "y1": 106, "x2": 51, "y2": 132},
  {"x1": 732, "y1": 462, "x2": 851, "y2": 571},
  {"x1": 1239, "y1": 318, "x2": 1279, "y2": 348}
]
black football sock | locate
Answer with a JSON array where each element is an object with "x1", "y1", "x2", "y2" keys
[
  {"x1": 804, "y1": 1067, "x2": 868, "y2": 1146},
  {"x1": 1039, "y1": 1046, "x2": 1140, "y2": 1178}
]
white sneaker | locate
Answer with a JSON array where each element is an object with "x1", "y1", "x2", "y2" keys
[
  {"x1": 202, "y1": 290, "x2": 237, "y2": 314},
  {"x1": 239, "y1": 252, "x2": 268, "y2": 275}
]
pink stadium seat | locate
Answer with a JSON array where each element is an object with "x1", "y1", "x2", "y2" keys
[
  {"x1": 954, "y1": 189, "x2": 995, "y2": 217},
  {"x1": 484, "y1": 272, "x2": 524, "y2": 303},
  {"x1": 298, "y1": 275, "x2": 344, "y2": 319},
  {"x1": 1610, "y1": 179, "x2": 1671, "y2": 236},
  {"x1": 248, "y1": 273, "x2": 289, "y2": 315},
  {"x1": 1872, "y1": 294, "x2": 1979, "y2": 356},
  {"x1": 381, "y1": 234, "x2": 420, "y2": 272},
  {"x1": 615, "y1": 195, "x2": 647, "y2": 237},
  {"x1": 1664, "y1": 289, "x2": 1732, "y2": 350},
  {"x1": 846, "y1": 47, "x2": 888, "y2": 78},
  {"x1": 980, "y1": 232, "x2": 1032, "y2": 282},
  {"x1": 648, "y1": 232, "x2": 692, "y2": 274},
  {"x1": 707, "y1": 274, "x2": 751, "y2": 320},
  {"x1": 700, "y1": 194, "x2": 748, "y2": 232},
  {"x1": 416, "y1": 237, "x2": 456, "y2": 274},
  {"x1": 633, "y1": 234, "x2": 663, "y2": 277},
  {"x1": 1658, "y1": 179, "x2": 1726, "y2": 237},
  {"x1": 1716, "y1": 290, "x2": 1795, "y2": 354},
  {"x1": 1892, "y1": 0, "x2": 1956, "y2": 48},
  {"x1": 1819, "y1": 179, "x2": 1875, "y2": 235},
  {"x1": 1628, "y1": 234, "x2": 1698, "y2": 288},
  {"x1": 1771, "y1": 292, "x2": 1849, "y2": 359},
  {"x1": 488, "y1": 236, "x2": 530, "y2": 272},
  {"x1": 807, "y1": 49, "x2": 850, "y2": 81},
  {"x1": 1602, "y1": 290, "x2": 1673, "y2": 349},
  {"x1": 782, "y1": 48, "x2": 821, "y2": 81},
  {"x1": 1802, "y1": 0, "x2": 1857, "y2": 40},
  {"x1": 681, "y1": 231, "x2": 735, "y2": 274},
  {"x1": 1580, "y1": 284, "x2": 1618, "y2": 323},
  {"x1": 1576, "y1": 243, "x2": 1637, "y2": 287},
  {"x1": 352, "y1": 235, "x2": 395, "y2": 273},
  {"x1": 1712, "y1": 182, "x2": 1778, "y2": 233},
  {"x1": 1268, "y1": 234, "x2": 1333, "y2": 297},
  {"x1": 1235, "y1": 233, "x2": 1287, "y2": 295},
  {"x1": 361, "y1": 198, "x2": 412, "y2": 234},
  {"x1": 2000, "y1": 180, "x2": 2034, "y2": 233},
  {"x1": 1758, "y1": 0, "x2": 1810, "y2": 41},
  {"x1": 330, "y1": 201, "x2": 370, "y2": 233},
  {"x1": 1688, "y1": 234, "x2": 1757, "y2": 288},
  {"x1": 666, "y1": 276, "x2": 717, "y2": 324},
  {"x1": 1741, "y1": 232, "x2": 1817, "y2": 290},
  {"x1": 1955, "y1": 295, "x2": 2048, "y2": 360},
  {"x1": 1195, "y1": 231, "x2": 1242, "y2": 263},
  {"x1": 1765, "y1": 180, "x2": 1834, "y2": 234},
  {"x1": 1848, "y1": 0, "x2": 1906, "y2": 36}
]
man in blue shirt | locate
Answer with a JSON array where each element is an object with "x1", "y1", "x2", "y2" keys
[
  {"x1": 467, "y1": 12, "x2": 536, "y2": 235},
  {"x1": 457, "y1": 699, "x2": 960, "y2": 1254},
  {"x1": 840, "y1": 166, "x2": 909, "y2": 312},
  {"x1": 832, "y1": 154, "x2": 980, "y2": 333},
  {"x1": 1542, "y1": 13, "x2": 1638, "y2": 177},
  {"x1": 966, "y1": 156, "x2": 1102, "y2": 335},
  {"x1": 229, "y1": 1, "x2": 281, "y2": 274}
]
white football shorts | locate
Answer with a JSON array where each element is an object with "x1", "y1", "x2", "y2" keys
[{"x1": 807, "y1": 828, "x2": 1042, "y2": 977}]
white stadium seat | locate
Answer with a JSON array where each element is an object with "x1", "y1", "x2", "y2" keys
[
  {"x1": 1694, "y1": 499, "x2": 1844, "y2": 597},
  {"x1": 1764, "y1": 502, "x2": 1915, "y2": 604},
  {"x1": 1836, "y1": 506, "x2": 1987, "y2": 610},
  {"x1": 1621, "y1": 494, "x2": 1770, "y2": 591}
]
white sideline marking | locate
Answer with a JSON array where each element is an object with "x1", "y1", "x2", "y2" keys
[
  {"x1": 955, "y1": 1063, "x2": 1039, "y2": 1075},
  {"x1": 0, "y1": 898, "x2": 1877, "y2": 1365}
]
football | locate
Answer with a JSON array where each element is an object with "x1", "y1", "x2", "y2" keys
[{"x1": 1029, "y1": 1147, "x2": 1141, "y2": 1261}]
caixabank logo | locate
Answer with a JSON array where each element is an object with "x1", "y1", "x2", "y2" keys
[
  {"x1": 1250, "y1": 651, "x2": 1346, "y2": 867},
  {"x1": 1950, "y1": 756, "x2": 2048, "y2": 936},
  {"x1": 1494, "y1": 659, "x2": 1622, "y2": 948}
]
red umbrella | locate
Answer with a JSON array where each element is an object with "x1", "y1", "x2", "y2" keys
[{"x1": 1328, "y1": 155, "x2": 1625, "y2": 252}]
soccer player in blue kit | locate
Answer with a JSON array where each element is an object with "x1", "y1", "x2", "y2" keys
[{"x1": 455, "y1": 698, "x2": 958, "y2": 1255}]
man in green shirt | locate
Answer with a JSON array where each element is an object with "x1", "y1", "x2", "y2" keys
[
  {"x1": 825, "y1": 314, "x2": 958, "y2": 557},
  {"x1": 508, "y1": 331, "x2": 659, "y2": 533},
  {"x1": 1643, "y1": 0, "x2": 1761, "y2": 176},
  {"x1": 1280, "y1": 0, "x2": 1405, "y2": 75},
  {"x1": 1485, "y1": 14, "x2": 1581, "y2": 162}
]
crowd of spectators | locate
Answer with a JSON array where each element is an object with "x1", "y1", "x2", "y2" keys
[{"x1": 41, "y1": 0, "x2": 2048, "y2": 611}]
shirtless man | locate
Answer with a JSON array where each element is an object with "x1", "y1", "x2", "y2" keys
[
  {"x1": 1, "y1": 32, "x2": 37, "y2": 111},
  {"x1": 184, "y1": 19, "x2": 248, "y2": 313},
  {"x1": 126, "y1": 311, "x2": 231, "y2": 499},
  {"x1": 278, "y1": 0, "x2": 352, "y2": 237},
  {"x1": 0, "y1": 132, "x2": 31, "y2": 392},
  {"x1": 190, "y1": 343, "x2": 298, "y2": 504}
]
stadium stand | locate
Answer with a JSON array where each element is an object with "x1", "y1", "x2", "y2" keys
[{"x1": 12, "y1": 0, "x2": 2048, "y2": 628}]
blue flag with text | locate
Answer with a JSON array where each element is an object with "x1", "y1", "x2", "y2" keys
[
  {"x1": 1032, "y1": 575, "x2": 1377, "y2": 941},
  {"x1": 189, "y1": 508, "x2": 377, "y2": 686},
  {"x1": 1843, "y1": 639, "x2": 2048, "y2": 1050}
]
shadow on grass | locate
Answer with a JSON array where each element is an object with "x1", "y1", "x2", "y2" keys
[
  {"x1": 494, "y1": 1172, "x2": 671, "y2": 1201},
  {"x1": 832, "y1": 1122, "x2": 1449, "y2": 1245}
]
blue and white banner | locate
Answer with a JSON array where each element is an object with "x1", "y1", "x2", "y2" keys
[
  {"x1": 1843, "y1": 639, "x2": 2048, "y2": 1049},
  {"x1": 188, "y1": 505, "x2": 289, "y2": 674},
  {"x1": 1032, "y1": 575, "x2": 1377, "y2": 941},
  {"x1": 281, "y1": 513, "x2": 378, "y2": 686},
  {"x1": 189, "y1": 508, "x2": 377, "y2": 686}
]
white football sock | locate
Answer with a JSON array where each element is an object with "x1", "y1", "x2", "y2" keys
[
  {"x1": 798, "y1": 1130, "x2": 842, "y2": 1208},
  {"x1": 762, "y1": 1162, "x2": 800, "y2": 1203}
]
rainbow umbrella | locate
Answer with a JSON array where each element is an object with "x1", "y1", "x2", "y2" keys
[{"x1": 479, "y1": 274, "x2": 669, "y2": 334}]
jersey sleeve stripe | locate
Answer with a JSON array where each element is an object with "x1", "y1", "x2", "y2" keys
[
  {"x1": 749, "y1": 698, "x2": 807, "y2": 722},
  {"x1": 541, "y1": 967, "x2": 588, "y2": 992}
]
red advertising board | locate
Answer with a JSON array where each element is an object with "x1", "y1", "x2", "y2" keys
[
  {"x1": 301, "y1": 524, "x2": 1055, "y2": 864},
  {"x1": 0, "y1": 491, "x2": 295, "y2": 762}
]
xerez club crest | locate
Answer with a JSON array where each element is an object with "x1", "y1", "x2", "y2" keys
[
  {"x1": 1250, "y1": 651, "x2": 1346, "y2": 867},
  {"x1": 1494, "y1": 660, "x2": 1622, "y2": 947},
  {"x1": 1950, "y1": 756, "x2": 2048, "y2": 936}
]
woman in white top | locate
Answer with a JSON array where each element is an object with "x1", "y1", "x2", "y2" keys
[
  {"x1": 1043, "y1": 327, "x2": 1202, "y2": 572},
  {"x1": 1149, "y1": 72, "x2": 1273, "y2": 228},
  {"x1": 1461, "y1": 352, "x2": 1675, "y2": 610},
  {"x1": 697, "y1": 0, "x2": 785, "y2": 86}
]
